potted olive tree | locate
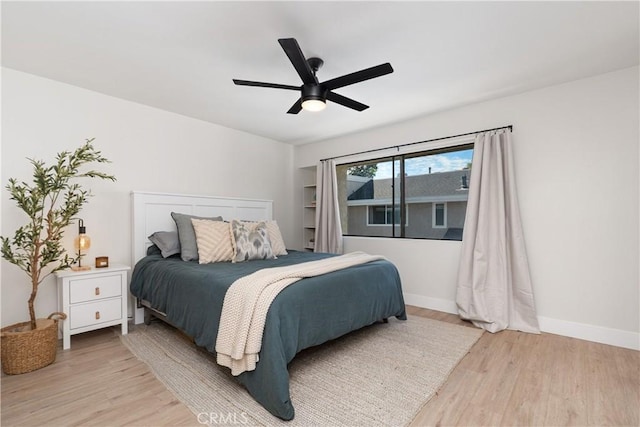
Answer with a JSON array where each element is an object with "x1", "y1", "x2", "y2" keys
[{"x1": 1, "y1": 139, "x2": 116, "y2": 374}]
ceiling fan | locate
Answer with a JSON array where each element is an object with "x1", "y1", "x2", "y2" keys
[{"x1": 233, "y1": 38, "x2": 394, "y2": 114}]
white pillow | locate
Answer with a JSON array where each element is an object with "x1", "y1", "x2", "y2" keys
[{"x1": 191, "y1": 219, "x2": 234, "y2": 263}]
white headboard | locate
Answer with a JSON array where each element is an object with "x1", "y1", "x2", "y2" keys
[
  {"x1": 130, "y1": 191, "x2": 273, "y2": 324},
  {"x1": 131, "y1": 191, "x2": 273, "y2": 266}
]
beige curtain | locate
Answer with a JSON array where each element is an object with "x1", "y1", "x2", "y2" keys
[
  {"x1": 314, "y1": 160, "x2": 343, "y2": 254},
  {"x1": 456, "y1": 130, "x2": 540, "y2": 334}
]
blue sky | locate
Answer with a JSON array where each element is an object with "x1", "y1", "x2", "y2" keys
[{"x1": 373, "y1": 149, "x2": 473, "y2": 179}]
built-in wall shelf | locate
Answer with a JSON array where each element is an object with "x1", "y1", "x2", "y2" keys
[{"x1": 301, "y1": 169, "x2": 317, "y2": 251}]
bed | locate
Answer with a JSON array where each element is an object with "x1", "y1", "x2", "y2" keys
[{"x1": 129, "y1": 191, "x2": 406, "y2": 420}]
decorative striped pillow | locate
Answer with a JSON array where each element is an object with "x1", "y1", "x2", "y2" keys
[{"x1": 191, "y1": 219, "x2": 234, "y2": 263}]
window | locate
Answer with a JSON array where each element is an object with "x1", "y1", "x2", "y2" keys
[
  {"x1": 367, "y1": 205, "x2": 407, "y2": 225},
  {"x1": 433, "y1": 203, "x2": 446, "y2": 228},
  {"x1": 336, "y1": 144, "x2": 472, "y2": 240}
]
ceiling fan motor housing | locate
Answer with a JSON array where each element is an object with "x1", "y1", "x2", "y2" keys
[{"x1": 302, "y1": 83, "x2": 327, "y2": 102}]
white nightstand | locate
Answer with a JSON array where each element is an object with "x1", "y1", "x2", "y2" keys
[{"x1": 55, "y1": 264, "x2": 130, "y2": 350}]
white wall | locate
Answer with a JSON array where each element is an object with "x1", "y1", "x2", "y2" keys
[
  {"x1": 1, "y1": 68, "x2": 294, "y2": 327},
  {"x1": 295, "y1": 66, "x2": 639, "y2": 349}
]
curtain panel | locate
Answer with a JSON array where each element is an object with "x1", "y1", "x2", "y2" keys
[
  {"x1": 314, "y1": 160, "x2": 343, "y2": 254},
  {"x1": 456, "y1": 130, "x2": 540, "y2": 334}
]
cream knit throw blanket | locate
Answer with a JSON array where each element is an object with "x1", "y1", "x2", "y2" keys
[{"x1": 215, "y1": 251, "x2": 385, "y2": 375}]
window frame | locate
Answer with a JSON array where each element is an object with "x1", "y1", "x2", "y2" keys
[{"x1": 339, "y1": 142, "x2": 473, "y2": 240}]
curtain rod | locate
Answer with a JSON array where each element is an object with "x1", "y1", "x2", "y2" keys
[{"x1": 320, "y1": 125, "x2": 513, "y2": 162}]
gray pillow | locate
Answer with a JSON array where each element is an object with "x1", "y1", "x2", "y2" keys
[
  {"x1": 171, "y1": 212, "x2": 223, "y2": 262},
  {"x1": 148, "y1": 231, "x2": 181, "y2": 258}
]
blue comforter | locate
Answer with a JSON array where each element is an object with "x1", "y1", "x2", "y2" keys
[{"x1": 130, "y1": 250, "x2": 406, "y2": 420}]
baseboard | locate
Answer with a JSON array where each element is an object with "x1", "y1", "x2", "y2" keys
[
  {"x1": 403, "y1": 293, "x2": 458, "y2": 315},
  {"x1": 537, "y1": 316, "x2": 639, "y2": 351},
  {"x1": 403, "y1": 292, "x2": 639, "y2": 351}
]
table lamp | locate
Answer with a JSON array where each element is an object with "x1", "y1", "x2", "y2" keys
[{"x1": 71, "y1": 219, "x2": 91, "y2": 271}]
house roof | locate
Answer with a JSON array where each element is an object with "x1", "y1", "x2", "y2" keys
[{"x1": 348, "y1": 170, "x2": 469, "y2": 202}]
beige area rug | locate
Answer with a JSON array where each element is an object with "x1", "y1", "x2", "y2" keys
[{"x1": 121, "y1": 316, "x2": 483, "y2": 427}]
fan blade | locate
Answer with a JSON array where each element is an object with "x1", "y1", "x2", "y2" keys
[
  {"x1": 327, "y1": 91, "x2": 369, "y2": 111},
  {"x1": 233, "y1": 79, "x2": 299, "y2": 91},
  {"x1": 278, "y1": 38, "x2": 317, "y2": 85},
  {"x1": 322, "y1": 63, "x2": 393, "y2": 91},
  {"x1": 287, "y1": 98, "x2": 303, "y2": 114}
]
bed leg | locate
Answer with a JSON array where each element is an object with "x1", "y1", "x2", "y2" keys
[{"x1": 144, "y1": 308, "x2": 153, "y2": 325}]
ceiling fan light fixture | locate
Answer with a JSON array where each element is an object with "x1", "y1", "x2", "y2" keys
[
  {"x1": 301, "y1": 98, "x2": 326, "y2": 112},
  {"x1": 301, "y1": 83, "x2": 327, "y2": 112}
]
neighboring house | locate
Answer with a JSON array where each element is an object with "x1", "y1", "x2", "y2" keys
[{"x1": 343, "y1": 170, "x2": 470, "y2": 240}]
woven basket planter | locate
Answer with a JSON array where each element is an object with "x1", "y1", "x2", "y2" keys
[{"x1": 1, "y1": 312, "x2": 67, "y2": 375}]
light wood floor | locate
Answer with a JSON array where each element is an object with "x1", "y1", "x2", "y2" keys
[{"x1": 2, "y1": 306, "x2": 638, "y2": 426}]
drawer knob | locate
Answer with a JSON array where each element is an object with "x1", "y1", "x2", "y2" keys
[
  {"x1": 95, "y1": 287, "x2": 100, "y2": 296},
  {"x1": 95, "y1": 311, "x2": 100, "y2": 320}
]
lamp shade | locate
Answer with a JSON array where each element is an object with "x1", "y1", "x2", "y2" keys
[
  {"x1": 301, "y1": 99, "x2": 326, "y2": 112},
  {"x1": 71, "y1": 219, "x2": 92, "y2": 271},
  {"x1": 73, "y1": 219, "x2": 91, "y2": 251},
  {"x1": 74, "y1": 234, "x2": 91, "y2": 252}
]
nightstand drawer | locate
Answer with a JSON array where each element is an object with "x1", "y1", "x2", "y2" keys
[
  {"x1": 69, "y1": 275, "x2": 122, "y2": 304},
  {"x1": 69, "y1": 298, "x2": 122, "y2": 329}
]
